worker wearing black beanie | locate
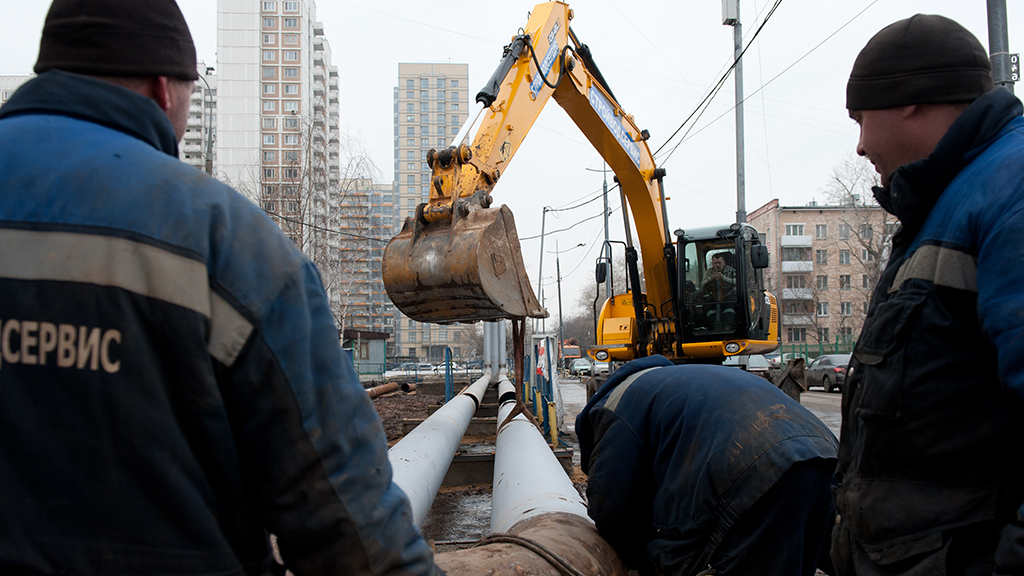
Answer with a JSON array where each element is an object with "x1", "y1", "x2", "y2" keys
[
  {"x1": 34, "y1": 0, "x2": 198, "y2": 81},
  {"x1": 834, "y1": 13, "x2": 1024, "y2": 576}
]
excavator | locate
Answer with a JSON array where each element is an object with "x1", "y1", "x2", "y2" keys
[{"x1": 382, "y1": 1, "x2": 779, "y2": 364}]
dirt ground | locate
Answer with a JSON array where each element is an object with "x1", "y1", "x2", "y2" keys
[{"x1": 370, "y1": 388, "x2": 444, "y2": 444}]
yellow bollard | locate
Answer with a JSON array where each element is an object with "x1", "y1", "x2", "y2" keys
[
  {"x1": 547, "y1": 401, "x2": 557, "y2": 446},
  {"x1": 535, "y1": 390, "x2": 544, "y2": 425}
]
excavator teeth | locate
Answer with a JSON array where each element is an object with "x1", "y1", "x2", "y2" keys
[{"x1": 382, "y1": 205, "x2": 548, "y2": 324}]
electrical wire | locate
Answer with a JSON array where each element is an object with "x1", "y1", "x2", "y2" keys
[{"x1": 263, "y1": 209, "x2": 390, "y2": 243}]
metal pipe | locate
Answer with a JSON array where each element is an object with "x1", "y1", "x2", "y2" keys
[
  {"x1": 388, "y1": 371, "x2": 491, "y2": 528},
  {"x1": 491, "y1": 375, "x2": 589, "y2": 534},
  {"x1": 400, "y1": 381, "x2": 417, "y2": 393},
  {"x1": 483, "y1": 321, "x2": 493, "y2": 379},
  {"x1": 499, "y1": 320, "x2": 508, "y2": 377},
  {"x1": 366, "y1": 382, "x2": 399, "y2": 399}
]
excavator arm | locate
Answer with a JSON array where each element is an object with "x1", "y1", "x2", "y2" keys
[{"x1": 383, "y1": 1, "x2": 675, "y2": 330}]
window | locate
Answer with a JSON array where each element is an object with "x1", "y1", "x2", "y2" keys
[
  {"x1": 436, "y1": 102, "x2": 445, "y2": 112},
  {"x1": 785, "y1": 224, "x2": 805, "y2": 235},
  {"x1": 815, "y1": 224, "x2": 827, "y2": 239},
  {"x1": 284, "y1": 84, "x2": 299, "y2": 94},
  {"x1": 263, "y1": 34, "x2": 274, "y2": 44},
  {"x1": 451, "y1": 91, "x2": 459, "y2": 101},
  {"x1": 452, "y1": 80, "x2": 459, "y2": 87},
  {"x1": 422, "y1": 331, "x2": 431, "y2": 343},
  {"x1": 439, "y1": 331, "x2": 447, "y2": 342},
  {"x1": 407, "y1": 175, "x2": 415, "y2": 185},
  {"x1": 406, "y1": 127, "x2": 415, "y2": 136},
  {"x1": 838, "y1": 250, "x2": 850, "y2": 265},
  {"x1": 262, "y1": 117, "x2": 277, "y2": 128},
  {"x1": 283, "y1": 51, "x2": 298, "y2": 61},
  {"x1": 406, "y1": 115, "x2": 415, "y2": 122},
  {"x1": 263, "y1": 134, "x2": 275, "y2": 145},
  {"x1": 437, "y1": 78, "x2": 445, "y2": 88},
  {"x1": 283, "y1": 101, "x2": 298, "y2": 112},
  {"x1": 283, "y1": 67, "x2": 298, "y2": 77},
  {"x1": 284, "y1": 150, "x2": 298, "y2": 162},
  {"x1": 788, "y1": 327, "x2": 807, "y2": 342},
  {"x1": 862, "y1": 274, "x2": 870, "y2": 289},
  {"x1": 263, "y1": 1, "x2": 276, "y2": 10},
  {"x1": 818, "y1": 327, "x2": 830, "y2": 343},
  {"x1": 451, "y1": 127, "x2": 459, "y2": 135},
  {"x1": 419, "y1": 114, "x2": 429, "y2": 123},
  {"x1": 406, "y1": 151, "x2": 415, "y2": 159},
  {"x1": 437, "y1": 138, "x2": 446, "y2": 146},
  {"x1": 886, "y1": 222, "x2": 899, "y2": 237},
  {"x1": 437, "y1": 114, "x2": 445, "y2": 123},
  {"x1": 817, "y1": 302, "x2": 829, "y2": 317},
  {"x1": 437, "y1": 90, "x2": 445, "y2": 100},
  {"x1": 263, "y1": 50, "x2": 276, "y2": 61},
  {"x1": 284, "y1": 134, "x2": 299, "y2": 145},
  {"x1": 283, "y1": 117, "x2": 298, "y2": 128},
  {"x1": 840, "y1": 275, "x2": 851, "y2": 290},
  {"x1": 284, "y1": 168, "x2": 299, "y2": 178},
  {"x1": 263, "y1": 17, "x2": 276, "y2": 27},
  {"x1": 284, "y1": 17, "x2": 298, "y2": 27},
  {"x1": 786, "y1": 275, "x2": 806, "y2": 289},
  {"x1": 420, "y1": 101, "x2": 429, "y2": 111},
  {"x1": 816, "y1": 249, "x2": 828, "y2": 265},
  {"x1": 420, "y1": 138, "x2": 429, "y2": 146},
  {"x1": 452, "y1": 103, "x2": 459, "y2": 111},
  {"x1": 284, "y1": 1, "x2": 298, "y2": 10},
  {"x1": 406, "y1": 79, "x2": 414, "y2": 89},
  {"x1": 862, "y1": 249, "x2": 875, "y2": 262},
  {"x1": 838, "y1": 223, "x2": 850, "y2": 239},
  {"x1": 406, "y1": 162, "x2": 415, "y2": 170},
  {"x1": 263, "y1": 151, "x2": 276, "y2": 161},
  {"x1": 263, "y1": 67, "x2": 275, "y2": 78},
  {"x1": 782, "y1": 247, "x2": 811, "y2": 261},
  {"x1": 263, "y1": 100, "x2": 276, "y2": 111},
  {"x1": 406, "y1": 139, "x2": 414, "y2": 146},
  {"x1": 451, "y1": 115, "x2": 459, "y2": 125},
  {"x1": 816, "y1": 275, "x2": 828, "y2": 290},
  {"x1": 263, "y1": 84, "x2": 276, "y2": 94},
  {"x1": 263, "y1": 168, "x2": 275, "y2": 178},
  {"x1": 263, "y1": 201, "x2": 275, "y2": 211},
  {"x1": 841, "y1": 302, "x2": 853, "y2": 316},
  {"x1": 839, "y1": 326, "x2": 854, "y2": 343},
  {"x1": 860, "y1": 224, "x2": 873, "y2": 239},
  {"x1": 284, "y1": 201, "x2": 298, "y2": 212},
  {"x1": 284, "y1": 34, "x2": 298, "y2": 45},
  {"x1": 420, "y1": 78, "x2": 429, "y2": 88}
]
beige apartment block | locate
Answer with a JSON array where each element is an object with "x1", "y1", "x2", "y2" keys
[
  {"x1": 391, "y1": 62, "x2": 470, "y2": 362},
  {"x1": 749, "y1": 199, "x2": 897, "y2": 348}
]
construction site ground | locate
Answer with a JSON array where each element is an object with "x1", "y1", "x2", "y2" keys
[{"x1": 369, "y1": 376, "x2": 841, "y2": 570}]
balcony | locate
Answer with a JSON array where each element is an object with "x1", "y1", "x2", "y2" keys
[
  {"x1": 782, "y1": 288, "x2": 814, "y2": 300},
  {"x1": 782, "y1": 314, "x2": 813, "y2": 326},
  {"x1": 780, "y1": 235, "x2": 813, "y2": 247},
  {"x1": 781, "y1": 261, "x2": 814, "y2": 273}
]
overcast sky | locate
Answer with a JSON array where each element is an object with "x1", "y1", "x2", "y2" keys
[{"x1": 2, "y1": 0, "x2": 1020, "y2": 321}]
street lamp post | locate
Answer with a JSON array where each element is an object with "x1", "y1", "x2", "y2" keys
[
  {"x1": 197, "y1": 69, "x2": 215, "y2": 176},
  {"x1": 550, "y1": 242, "x2": 585, "y2": 362}
]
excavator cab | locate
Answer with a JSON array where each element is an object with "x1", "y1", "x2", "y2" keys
[{"x1": 676, "y1": 224, "x2": 778, "y2": 357}]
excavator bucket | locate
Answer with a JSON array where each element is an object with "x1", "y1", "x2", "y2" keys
[{"x1": 383, "y1": 205, "x2": 547, "y2": 324}]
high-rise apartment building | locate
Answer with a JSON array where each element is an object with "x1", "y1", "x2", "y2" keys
[
  {"x1": 336, "y1": 178, "x2": 394, "y2": 336},
  {"x1": 0, "y1": 75, "x2": 35, "y2": 108},
  {"x1": 392, "y1": 62, "x2": 470, "y2": 362},
  {"x1": 217, "y1": 0, "x2": 340, "y2": 244},
  {"x1": 748, "y1": 199, "x2": 896, "y2": 348}
]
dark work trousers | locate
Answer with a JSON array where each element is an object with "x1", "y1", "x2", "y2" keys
[{"x1": 708, "y1": 458, "x2": 836, "y2": 576}]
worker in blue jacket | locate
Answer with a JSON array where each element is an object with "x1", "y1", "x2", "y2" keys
[
  {"x1": 0, "y1": 1, "x2": 439, "y2": 575},
  {"x1": 577, "y1": 355, "x2": 838, "y2": 576}
]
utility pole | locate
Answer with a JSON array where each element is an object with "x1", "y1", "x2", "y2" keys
[
  {"x1": 198, "y1": 69, "x2": 215, "y2": 176},
  {"x1": 536, "y1": 206, "x2": 551, "y2": 333},
  {"x1": 556, "y1": 240, "x2": 564, "y2": 353},
  {"x1": 987, "y1": 0, "x2": 1017, "y2": 93},
  {"x1": 585, "y1": 164, "x2": 613, "y2": 300},
  {"x1": 723, "y1": 0, "x2": 746, "y2": 223}
]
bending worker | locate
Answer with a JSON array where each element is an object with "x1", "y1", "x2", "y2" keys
[
  {"x1": 0, "y1": 0, "x2": 439, "y2": 574},
  {"x1": 577, "y1": 355, "x2": 838, "y2": 576}
]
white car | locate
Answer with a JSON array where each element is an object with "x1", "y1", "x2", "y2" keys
[{"x1": 383, "y1": 362, "x2": 436, "y2": 380}]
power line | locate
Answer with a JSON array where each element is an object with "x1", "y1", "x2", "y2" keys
[{"x1": 263, "y1": 209, "x2": 390, "y2": 243}]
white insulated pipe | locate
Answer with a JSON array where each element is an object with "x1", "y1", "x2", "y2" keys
[
  {"x1": 490, "y1": 374, "x2": 590, "y2": 534},
  {"x1": 389, "y1": 371, "x2": 492, "y2": 528},
  {"x1": 498, "y1": 321, "x2": 508, "y2": 377}
]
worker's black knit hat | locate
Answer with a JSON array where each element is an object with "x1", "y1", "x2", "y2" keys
[
  {"x1": 35, "y1": 0, "x2": 198, "y2": 80},
  {"x1": 847, "y1": 14, "x2": 992, "y2": 110}
]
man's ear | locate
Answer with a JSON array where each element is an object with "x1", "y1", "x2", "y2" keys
[
  {"x1": 900, "y1": 104, "x2": 918, "y2": 120},
  {"x1": 149, "y1": 76, "x2": 173, "y2": 113}
]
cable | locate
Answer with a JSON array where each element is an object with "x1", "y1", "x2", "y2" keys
[
  {"x1": 472, "y1": 533, "x2": 587, "y2": 576},
  {"x1": 263, "y1": 209, "x2": 389, "y2": 243}
]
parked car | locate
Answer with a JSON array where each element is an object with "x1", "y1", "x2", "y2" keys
[
  {"x1": 723, "y1": 354, "x2": 772, "y2": 378},
  {"x1": 571, "y1": 358, "x2": 593, "y2": 377},
  {"x1": 805, "y1": 353, "x2": 852, "y2": 392},
  {"x1": 383, "y1": 362, "x2": 436, "y2": 380},
  {"x1": 593, "y1": 361, "x2": 610, "y2": 376}
]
